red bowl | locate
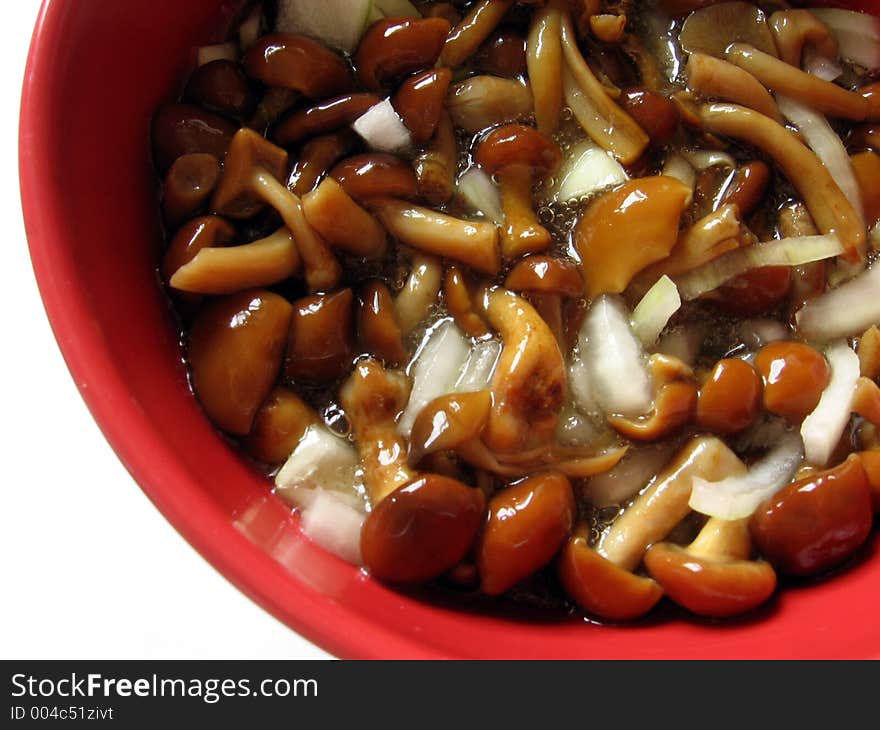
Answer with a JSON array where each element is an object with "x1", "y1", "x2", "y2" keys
[{"x1": 20, "y1": 0, "x2": 880, "y2": 659}]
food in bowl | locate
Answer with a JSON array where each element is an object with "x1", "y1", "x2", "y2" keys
[{"x1": 151, "y1": 0, "x2": 880, "y2": 623}]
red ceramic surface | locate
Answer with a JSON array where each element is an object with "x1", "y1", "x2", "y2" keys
[{"x1": 20, "y1": 0, "x2": 880, "y2": 659}]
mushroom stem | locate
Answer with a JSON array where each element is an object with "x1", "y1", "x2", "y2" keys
[
  {"x1": 368, "y1": 198, "x2": 501, "y2": 274},
  {"x1": 598, "y1": 436, "x2": 746, "y2": 571},
  {"x1": 481, "y1": 288, "x2": 567, "y2": 454},
  {"x1": 560, "y1": 10, "x2": 648, "y2": 164},
  {"x1": 526, "y1": 0, "x2": 564, "y2": 135},
  {"x1": 289, "y1": 131, "x2": 355, "y2": 196},
  {"x1": 441, "y1": 0, "x2": 514, "y2": 68},
  {"x1": 444, "y1": 265, "x2": 492, "y2": 337},
  {"x1": 170, "y1": 227, "x2": 300, "y2": 294},
  {"x1": 699, "y1": 103, "x2": 865, "y2": 260},
  {"x1": 302, "y1": 177, "x2": 387, "y2": 259},
  {"x1": 338, "y1": 358, "x2": 416, "y2": 504},
  {"x1": 725, "y1": 43, "x2": 874, "y2": 122},
  {"x1": 497, "y1": 164, "x2": 552, "y2": 259},
  {"x1": 414, "y1": 112, "x2": 458, "y2": 206},
  {"x1": 687, "y1": 516, "x2": 752, "y2": 561},
  {"x1": 395, "y1": 253, "x2": 444, "y2": 336},
  {"x1": 769, "y1": 9, "x2": 839, "y2": 69},
  {"x1": 252, "y1": 170, "x2": 343, "y2": 291},
  {"x1": 686, "y1": 53, "x2": 783, "y2": 124}
]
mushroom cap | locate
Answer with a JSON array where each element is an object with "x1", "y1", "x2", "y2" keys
[
  {"x1": 477, "y1": 471, "x2": 575, "y2": 596},
  {"x1": 644, "y1": 542, "x2": 777, "y2": 618},
  {"x1": 243, "y1": 33, "x2": 353, "y2": 98},
  {"x1": 474, "y1": 124, "x2": 562, "y2": 178},
  {"x1": 558, "y1": 532, "x2": 663, "y2": 621},
  {"x1": 408, "y1": 390, "x2": 492, "y2": 466},
  {"x1": 504, "y1": 255, "x2": 584, "y2": 298},
  {"x1": 273, "y1": 93, "x2": 381, "y2": 147},
  {"x1": 330, "y1": 153, "x2": 419, "y2": 202},
  {"x1": 285, "y1": 288, "x2": 355, "y2": 385},
  {"x1": 361, "y1": 474, "x2": 486, "y2": 583},
  {"x1": 211, "y1": 128, "x2": 289, "y2": 219},
  {"x1": 162, "y1": 215, "x2": 235, "y2": 281}
]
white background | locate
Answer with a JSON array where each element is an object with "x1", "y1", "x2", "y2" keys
[{"x1": 2, "y1": 1, "x2": 331, "y2": 660}]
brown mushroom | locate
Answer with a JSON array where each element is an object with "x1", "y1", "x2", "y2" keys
[
  {"x1": 481, "y1": 288, "x2": 566, "y2": 454},
  {"x1": 441, "y1": 0, "x2": 514, "y2": 68},
  {"x1": 355, "y1": 17, "x2": 452, "y2": 91},
  {"x1": 444, "y1": 265, "x2": 491, "y2": 338},
  {"x1": 302, "y1": 177, "x2": 387, "y2": 259},
  {"x1": 394, "y1": 253, "x2": 444, "y2": 336},
  {"x1": 273, "y1": 93, "x2": 381, "y2": 147},
  {"x1": 357, "y1": 280, "x2": 407, "y2": 367},
  {"x1": 598, "y1": 436, "x2": 746, "y2": 571},
  {"x1": 244, "y1": 386, "x2": 317, "y2": 464},
  {"x1": 151, "y1": 103, "x2": 237, "y2": 174},
  {"x1": 408, "y1": 390, "x2": 493, "y2": 467},
  {"x1": 368, "y1": 197, "x2": 501, "y2": 274},
  {"x1": 474, "y1": 124, "x2": 562, "y2": 261},
  {"x1": 341, "y1": 359, "x2": 485, "y2": 583},
  {"x1": 162, "y1": 153, "x2": 221, "y2": 228},
  {"x1": 695, "y1": 358, "x2": 763, "y2": 435},
  {"x1": 474, "y1": 28, "x2": 527, "y2": 78},
  {"x1": 853, "y1": 376, "x2": 880, "y2": 428},
  {"x1": 392, "y1": 68, "x2": 453, "y2": 145},
  {"x1": 526, "y1": 0, "x2": 564, "y2": 134},
  {"x1": 769, "y1": 9, "x2": 839, "y2": 68},
  {"x1": 609, "y1": 382, "x2": 697, "y2": 442},
  {"x1": 558, "y1": 526, "x2": 664, "y2": 621},
  {"x1": 285, "y1": 288, "x2": 355, "y2": 385},
  {"x1": 617, "y1": 88, "x2": 682, "y2": 148},
  {"x1": 858, "y1": 325, "x2": 880, "y2": 381},
  {"x1": 477, "y1": 472, "x2": 576, "y2": 595},
  {"x1": 447, "y1": 75, "x2": 534, "y2": 134},
  {"x1": 644, "y1": 517, "x2": 777, "y2": 618},
  {"x1": 717, "y1": 160, "x2": 771, "y2": 218},
  {"x1": 243, "y1": 33, "x2": 353, "y2": 98},
  {"x1": 726, "y1": 44, "x2": 876, "y2": 122},
  {"x1": 188, "y1": 289, "x2": 293, "y2": 435},
  {"x1": 750, "y1": 454, "x2": 874, "y2": 576},
  {"x1": 330, "y1": 153, "x2": 419, "y2": 202},
  {"x1": 169, "y1": 226, "x2": 300, "y2": 295},
  {"x1": 185, "y1": 59, "x2": 257, "y2": 120},
  {"x1": 210, "y1": 128, "x2": 341, "y2": 291},
  {"x1": 288, "y1": 130, "x2": 356, "y2": 197},
  {"x1": 754, "y1": 341, "x2": 831, "y2": 423},
  {"x1": 414, "y1": 112, "x2": 458, "y2": 206},
  {"x1": 856, "y1": 450, "x2": 880, "y2": 513},
  {"x1": 699, "y1": 103, "x2": 865, "y2": 261},
  {"x1": 161, "y1": 215, "x2": 235, "y2": 284},
  {"x1": 686, "y1": 53, "x2": 783, "y2": 124},
  {"x1": 678, "y1": 2, "x2": 779, "y2": 59}
]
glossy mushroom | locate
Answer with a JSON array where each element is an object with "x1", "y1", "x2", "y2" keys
[
  {"x1": 273, "y1": 93, "x2": 380, "y2": 147},
  {"x1": 161, "y1": 215, "x2": 235, "y2": 284},
  {"x1": 526, "y1": 0, "x2": 564, "y2": 134},
  {"x1": 151, "y1": 103, "x2": 237, "y2": 174},
  {"x1": 394, "y1": 253, "x2": 444, "y2": 336},
  {"x1": 644, "y1": 517, "x2": 777, "y2": 618},
  {"x1": 288, "y1": 130, "x2": 356, "y2": 197},
  {"x1": 769, "y1": 9, "x2": 838, "y2": 68},
  {"x1": 185, "y1": 58, "x2": 256, "y2": 120},
  {"x1": 244, "y1": 386, "x2": 317, "y2": 464},
  {"x1": 447, "y1": 75, "x2": 534, "y2": 134},
  {"x1": 330, "y1": 153, "x2": 419, "y2": 202},
  {"x1": 357, "y1": 280, "x2": 407, "y2": 367},
  {"x1": 445, "y1": 265, "x2": 491, "y2": 338},
  {"x1": 754, "y1": 341, "x2": 831, "y2": 423},
  {"x1": 441, "y1": 0, "x2": 514, "y2": 68},
  {"x1": 414, "y1": 112, "x2": 458, "y2": 206},
  {"x1": 686, "y1": 53, "x2": 783, "y2": 124},
  {"x1": 474, "y1": 124, "x2": 562, "y2": 260},
  {"x1": 285, "y1": 288, "x2": 355, "y2": 385},
  {"x1": 393, "y1": 68, "x2": 453, "y2": 145},
  {"x1": 162, "y1": 153, "x2": 221, "y2": 228},
  {"x1": 695, "y1": 358, "x2": 763, "y2": 435},
  {"x1": 302, "y1": 177, "x2": 387, "y2": 259}
]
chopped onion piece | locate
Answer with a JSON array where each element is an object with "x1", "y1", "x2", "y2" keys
[
  {"x1": 810, "y1": 8, "x2": 880, "y2": 71},
  {"x1": 689, "y1": 432, "x2": 804, "y2": 520},
  {"x1": 374, "y1": 0, "x2": 421, "y2": 17},
  {"x1": 631, "y1": 275, "x2": 681, "y2": 346},
  {"x1": 776, "y1": 94, "x2": 862, "y2": 220},
  {"x1": 737, "y1": 318, "x2": 789, "y2": 350},
  {"x1": 568, "y1": 347, "x2": 599, "y2": 416},
  {"x1": 800, "y1": 340, "x2": 860, "y2": 466},
  {"x1": 680, "y1": 149, "x2": 735, "y2": 171},
  {"x1": 197, "y1": 43, "x2": 238, "y2": 66},
  {"x1": 796, "y1": 262, "x2": 880, "y2": 341},
  {"x1": 586, "y1": 443, "x2": 678, "y2": 509},
  {"x1": 352, "y1": 98, "x2": 413, "y2": 153},
  {"x1": 677, "y1": 234, "x2": 844, "y2": 301},
  {"x1": 299, "y1": 489, "x2": 366, "y2": 565},
  {"x1": 582, "y1": 295, "x2": 653, "y2": 417},
  {"x1": 399, "y1": 320, "x2": 471, "y2": 436},
  {"x1": 276, "y1": 0, "x2": 374, "y2": 54},
  {"x1": 803, "y1": 50, "x2": 843, "y2": 82},
  {"x1": 455, "y1": 338, "x2": 501, "y2": 393},
  {"x1": 552, "y1": 140, "x2": 628, "y2": 203},
  {"x1": 275, "y1": 424, "x2": 361, "y2": 499},
  {"x1": 456, "y1": 167, "x2": 504, "y2": 224}
]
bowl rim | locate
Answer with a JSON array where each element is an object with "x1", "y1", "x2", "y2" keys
[{"x1": 18, "y1": 0, "x2": 448, "y2": 661}]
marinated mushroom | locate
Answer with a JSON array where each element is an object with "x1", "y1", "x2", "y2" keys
[
  {"x1": 414, "y1": 112, "x2": 459, "y2": 206},
  {"x1": 302, "y1": 177, "x2": 387, "y2": 259},
  {"x1": 151, "y1": 103, "x2": 237, "y2": 174},
  {"x1": 444, "y1": 265, "x2": 491, "y2": 338},
  {"x1": 393, "y1": 68, "x2": 453, "y2": 145},
  {"x1": 330, "y1": 153, "x2": 419, "y2": 202},
  {"x1": 285, "y1": 288, "x2": 355, "y2": 385},
  {"x1": 288, "y1": 130, "x2": 356, "y2": 196},
  {"x1": 357, "y1": 280, "x2": 407, "y2": 367},
  {"x1": 769, "y1": 9, "x2": 839, "y2": 68},
  {"x1": 162, "y1": 153, "x2": 221, "y2": 227},
  {"x1": 474, "y1": 124, "x2": 562, "y2": 260},
  {"x1": 526, "y1": 0, "x2": 564, "y2": 135},
  {"x1": 273, "y1": 93, "x2": 381, "y2": 147},
  {"x1": 162, "y1": 215, "x2": 236, "y2": 284},
  {"x1": 441, "y1": 0, "x2": 514, "y2": 68},
  {"x1": 244, "y1": 386, "x2": 317, "y2": 464},
  {"x1": 447, "y1": 76, "x2": 534, "y2": 134}
]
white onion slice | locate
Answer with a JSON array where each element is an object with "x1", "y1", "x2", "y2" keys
[
  {"x1": 399, "y1": 319, "x2": 471, "y2": 436},
  {"x1": 631, "y1": 275, "x2": 681, "y2": 346},
  {"x1": 456, "y1": 167, "x2": 504, "y2": 224},
  {"x1": 582, "y1": 295, "x2": 652, "y2": 417},
  {"x1": 552, "y1": 140, "x2": 628, "y2": 203},
  {"x1": 299, "y1": 490, "x2": 366, "y2": 565},
  {"x1": 796, "y1": 262, "x2": 880, "y2": 342},
  {"x1": 737, "y1": 318, "x2": 790, "y2": 350},
  {"x1": 274, "y1": 424, "x2": 360, "y2": 497},
  {"x1": 662, "y1": 154, "x2": 696, "y2": 206},
  {"x1": 689, "y1": 431, "x2": 804, "y2": 520},
  {"x1": 276, "y1": 0, "x2": 374, "y2": 53},
  {"x1": 803, "y1": 49, "x2": 844, "y2": 82},
  {"x1": 586, "y1": 443, "x2": 678, "y2": 509},
  {"x1": 568, "y1": 347, "x2": 599, "y2": 416},
  {"x1": 776, "y1": 94, "x2": 862, "y2": 220},
  {"x1": 455, "y1": 338, "x2": 501, "y2": 393},
  {"x1": 197, "y1": 43, "x2": 238, "y2": 66},
  {"x1": 810, "y1": 8, "x2": 880, "y2": 71},
  {"x1": 677, "y1": 234, "x2": 844, "y2": 300},
  {"x1": 800, "y1": 340, "x2": 860, "y2": 466},
  {"x1": 352, "y1": 99, "x2": 413, "y2": 153},
  {"x1": 680, "y1": 149, "x2": 736, "y2": 171}
]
